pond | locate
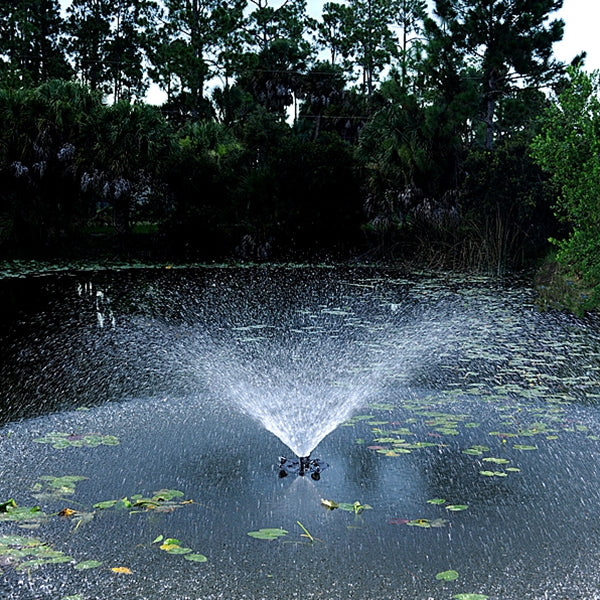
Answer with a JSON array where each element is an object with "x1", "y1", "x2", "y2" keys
[{"x1": 2, "y1": 266, "x2": 600, "y2": 600}]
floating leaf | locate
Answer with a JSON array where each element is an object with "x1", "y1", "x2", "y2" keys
[
  {"x1": 406, "y1": 519, "x2": 431, "y2": 528},
  {"x1": 184, "y1": 553, "x2": 208, "y2": 563},
  {"x1": 0, "y1": 501, "x2": 46, "y2": 526},
  {"x1": 0, "y1": 499, "x2": 17, "y2": 512},
  {"x1": 151, "y1": 489, "x2": 184, "y2": 502},
  {"x1": 368, "y1": 403, "x2": 395, "y2": 410},
  {"x1": 445, "y1": 505, "x2": 468, "y2": 512},
  {"x1": 427, "y1": 498, "x2": 446, "y2": 505},
  {"x1": 320, "y1": 498, "x2": 339, "y2": 510},
  {"x1": 247, "y1": 528, "x2": 288, "y2": 540},
  {"x1": 513, "y1": 444, "x2": 537, "y2": 450},
  {"x1": 480, "y1": 470, "x2": 508, "y2": 477},
  {"x1": 338, "y1": 501, "x2": 372, "y2": 515},
  {"x1": 436, "y1": 570, "x2": 459, "y2": 581},
  {"x1": 453, "y1": 594, "x2": 488, "y2": 600},
  {"x1": 164, "y1": 545, "x2": 193, "y2": 555},
  {"x1": 93, "y1": 500, "x2": 118, "y2": 510},
  {"x1": 94, "y1": 490, "x2": 190, "y2": 514},
  {"x1": 111, "y1": 566, "x2": 132, "y2": 574},
  {"x1": 152, "y1": 535, "x2": 164, "y2": 544},
  {"x1": 34, "y1": 432, "x2": 119, "y2": 449},
  {"x1": 482, "y1": 457, "x2": 510, "y2": 464}
]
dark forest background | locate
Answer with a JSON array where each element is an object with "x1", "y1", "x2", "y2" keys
[{"x1": 2, "y1": 0, "x2": 600, "y2": 307}]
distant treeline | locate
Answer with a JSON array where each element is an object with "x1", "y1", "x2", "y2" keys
[{"x1": 1, "y1": 1, "x2": 599, "y2": 296}]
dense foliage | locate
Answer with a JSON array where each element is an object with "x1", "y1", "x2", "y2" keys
[
  {"x1": 531, "y1": 67, "x2": 600, "y2": 309},
  {"x1": 0, "y1": 0, "x2": 593, "y2": 279}
]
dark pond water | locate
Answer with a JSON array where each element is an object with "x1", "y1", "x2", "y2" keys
[{"x1": 2, "y1": 266, "x2": 600, "y2": 600}]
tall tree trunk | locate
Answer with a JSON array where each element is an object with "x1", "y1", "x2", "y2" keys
[{"x1": 485, "y1": 68, "x2": 496, "y2": 150}]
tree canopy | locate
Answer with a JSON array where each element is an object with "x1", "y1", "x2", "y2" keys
[{"x1": 3, "y1": 0, "x2": 596, "y2": 296}]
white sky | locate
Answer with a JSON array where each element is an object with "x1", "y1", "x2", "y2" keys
[{"x1": 553, "y1": 0, "x2": 600, "y2": 70}]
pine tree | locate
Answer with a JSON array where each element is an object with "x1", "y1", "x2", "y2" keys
[
  {"x1": 427, "y1": 0, "x2": 564, "y2": 149},
  {"x1": 0, "y1": 0, "x2": 71, "y2": 86}
]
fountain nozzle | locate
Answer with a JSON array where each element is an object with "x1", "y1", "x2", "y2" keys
[
  {"x1": 278, "y1": 455, "x2": 327, "y2": 479},
  {"x1": 299, "y1": 455, "x2": 311, "y2": 476}
]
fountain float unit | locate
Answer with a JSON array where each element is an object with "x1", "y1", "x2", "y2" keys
[{"x1": 278, "y1": 455, "x2": 328, "y2": 479}]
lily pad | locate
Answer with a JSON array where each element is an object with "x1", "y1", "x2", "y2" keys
[
  {"x1": 406, "y1": 519, "x2": 432, "y2": 528},
  {"x1": 338, "y1": 501, "x2": 372, "y2": 515},
  {"x1": 445, "y1": 504, "x2": 468, "y2": 512},
  {"x1": 427, "y1": 498, "x2": 446, "y2": 505},
  {"x1": 453, "y1": 595, "x2": 488, "y2": 600},
  {"x1": 247, "y1": 528, "x2": 288, "y2": 540},
  {"x1": 93, "y1": 489, "x2": 190, "y2": 514},
  {"x1": 436, "y1": 569, "x2": 459, "y2": 581},
  {"x1": 0, "y1": 501, "x2": 46, "y2": 527},
  {"x1": 184, "y1": 553, "x2": 208, "y2": 563},
  {"x1": 33, "y1": 432, "x2": 119, "y2": 449}
]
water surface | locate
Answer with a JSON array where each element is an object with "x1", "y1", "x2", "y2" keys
[{"x1": 1, "y1": 267, "x2": 600, "y2": 600}]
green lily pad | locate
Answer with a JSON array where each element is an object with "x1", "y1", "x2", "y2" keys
[
  {"x1": 164, "y1": 545, "x2": 193, "y2": 555},
  {"x1": 462, "y1": 448, "x2": 483, "y2": 456},
  {"x1": 436, "y1": 569, "x2": 459, "y2": 581},
  {"x1": 480, "y1": 471, "x2": 508, "y2": 477},
  {"x1": 513, "y1": 444, "x2": 537, "y2": 450},
  {"x1": 0, "y1": 502, "x2": 46, "y2": 526},
  {"x1": 93, "y1": 489, "x2": 190, "y2": 514},
  {"x1": 93, "y1": 500, "x2": 118, "y2": 510},
  {"x1": 338, "y1": 501, "x2": 372, "y2": 515},
  {"x1": 33, "y1": 432, "x2": 119, "y2": 449},
  {"x1": 482, "y1": 457, "x2": 510, "y2": 464},
  {"x1": 406, "y1": 519, "x2": 432, "y2": 528},
  {"x1": 445, "y1": 504, "x2": 468, "y2": 512},
  {"x1": 247, "y1": 528, "x2": 288, "y2": 540},
  {"x1": 427, "y1": 498, "x2": 446, "y2": 505},
  {"x1": 453, "y1": 594, "x2": 488, "y2": 600},
  {"x1": 184, "y1": 553, "x2": 208, "y2": 563}
]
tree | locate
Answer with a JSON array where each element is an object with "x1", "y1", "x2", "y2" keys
[
  {"x1": 152, "y1": 0, "x2": 246, "y2": 117},
  {"x1": 0, "y1": 81, "x2": 101, "y2": 248},
  {"x1": 298, "y1": 61, "x2": 346, "y2": 139},
  {"x1": 531, "y1": 66, "x2": 600, "y2": 294},
  {"x1": 0, "y1": 0, "x2": 71, "y2": 87},
  {"x1": 66, "y1": 0, "x2": 159, "y2": 101},
  {"x1": 85, "y1": 101, "x2": 173, "y2": 235},
  {"x1": 391, "y1": 0, "x2": 426, "y2": 91},
  {"x1": 346, "y1": 0, "x2": 397, "y2": 97},
  {"x1": 315, "y1": 2, "x2": 354, "y2": 66},
  {"x1": 236, "y1": 0, "x2": 314, "y2": 114},
  {"x1": 428, "y1": 0, "x2": 564, "y2": 149}
]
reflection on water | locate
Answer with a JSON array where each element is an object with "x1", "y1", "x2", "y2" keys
[{"x1": 1, "y1": 267, "x2": 600, "y2": 599}]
